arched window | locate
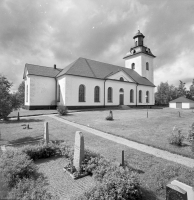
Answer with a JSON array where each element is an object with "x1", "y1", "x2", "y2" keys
[
  {"x1": 94, "y1": 86, "x2": 100, "y2": 102},
  {"x1": 139, "y1": 90, "x2": 142, "y2": 103},
  {"x1": 57, "y1": 85, "x2": 60, "y2": 102},
  {"x1": 120, "y1": 77, "x2": 124, "y2": 81},
  {"x1": 131, "y1": 63, "x2": 135, "y2": 70},
  {"x1": 119, "y1": 88, "x2": 124, "y2": 93},
  {"x1": 26, "y1": 85, "x2": 28, "y2": 102},
  {"x1": 79, "y1": 84, "x2": 85, "y2": 102},
  {"x1": 130, "y1": 89, "x2": 134, "y2": 103},
  {"x1": 108, "y1": 87, "x2": 112, "y2": 102},
  {"x1": 146, "y1": 62, "x2": 149, "y2": 70},
  {"x1": 146, "y1": 91, "x2": 149, "y2": 103}
]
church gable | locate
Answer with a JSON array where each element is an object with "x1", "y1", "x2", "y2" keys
[{"x1": 106, "y1": 70, "x2": 135, "y2": 82}]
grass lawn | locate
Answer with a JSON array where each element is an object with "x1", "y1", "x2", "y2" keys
[
  {"x1": 59, "y1": 108, "x2": 194, "y2": 158},
  {"x1": 1, "y1": 115, "x2": 194, "y2": 200}
]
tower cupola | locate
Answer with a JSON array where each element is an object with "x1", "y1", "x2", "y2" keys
[{"x1": 133, "y1": 30, "x2": 145, "y2": 46}]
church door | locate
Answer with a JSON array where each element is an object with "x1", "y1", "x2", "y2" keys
[{"x1": 119, "y1": 94, "x2": 124, "y2": 105}]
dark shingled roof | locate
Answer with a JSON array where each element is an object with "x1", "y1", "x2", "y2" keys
[
  {"x1": 24, "y1": 64, "x2": 63, "y2": 78},
  {"x1": 57, "y1": 57, "x2": 155, "y2": 87},
  {"x1": 169, "y1": 96, "x2": 194, "y2": 103},
  {"x1": 24, "y1": 58, "x2": 155, "y2": 87}
]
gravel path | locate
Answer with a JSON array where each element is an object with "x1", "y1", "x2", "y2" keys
[{"x1": 49, "y1": 115, "x2": 194, "y2": 169}]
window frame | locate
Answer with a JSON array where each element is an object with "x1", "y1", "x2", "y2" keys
[
  {"x1": 130, "y1": 89, "x2": 134, "y2": 103},
  {"x1": 79, "y1": 84, "x2": 85, "y2": 102},
  {"x1": 146, "y1": 62, "x2": 149, "y2": 71},
  {"x1": 108, "y1": 87, "x2": 113, "y2": 103},
  {"x1": 94, "y1": 86, "x2": 100, "y2": 102}
]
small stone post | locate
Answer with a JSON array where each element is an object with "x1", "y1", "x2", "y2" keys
[
  {"x1": 178, "y1": 111, "x2": 181, "y2": 117},
  {"x1": 73, "y1": 131, "x2": 84, "y2": 171},
  {"x1": 121, "y1": 150, "x2": 124, "y2": 167},
  {"x1": 27, "y1": 124, "x2": 29, "y2": 129},
  {"x1": 192, "y1": 139, "x2": 194, "y2": 152},
  {"x1": 44, "y1": 122, "x2": 49, "y2": 145},
  {"x1": 17, "y1": 112, "x2": 20, "y2": 121}
]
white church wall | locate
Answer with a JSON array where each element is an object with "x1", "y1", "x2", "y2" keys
[
  {"x1": 105, "y1": 79, "x2": 137, "y2": 106},
  {"x1": 64, "y1": 75, "x2": 104, "y2": 106},
  {"x1": 137, "y1": 85, "x2": 155, "y2": 105},
  {"x1": 29, "y1": 75, "x2": 56, "y2": 106},
  {"x1": 57, "y1": 76, "x2": 66, "y2": 106},
  {"x1": 125, "y1": 54, "x2": 142, "y2": 75},
  {"x1": 107, "y1": 71, "x2": 135, "y2": 82}
]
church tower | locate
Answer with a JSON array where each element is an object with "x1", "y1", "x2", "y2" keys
[{"x1": 123, "y1": 30, "x2": 156, "y2": 83}]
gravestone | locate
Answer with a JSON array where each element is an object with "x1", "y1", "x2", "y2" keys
[
  {"x1": 121, "y1": 150, "x2": 124, "y2": 167},
  {"x1": 73, "y1": 131, "x2": 84, "y2": 171},
  {"x1": 17, "y1": 112, "x2": 20, "y2": 121},
  {"x1": 166, "y1": 183, "x2": 187, "y2": 200},
  {"x1": 109, "y1": 110, "x2": 113, "y2": 119},
  {"x1": 44, "y1": 122, "x2": 49, "y2": 144}
]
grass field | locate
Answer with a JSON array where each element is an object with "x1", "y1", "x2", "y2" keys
[
  {"x1": 59, "y1": 108, "x2": 194, "y2": 158},
  {"x1": 1, "y1": 115, "x2": 194, "y2": 199}
]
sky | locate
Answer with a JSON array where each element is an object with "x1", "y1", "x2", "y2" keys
[{"x1": 0, "y1": 0, "x2": 194, "y2": 91}]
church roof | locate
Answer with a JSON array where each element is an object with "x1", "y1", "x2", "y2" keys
[
  {"x1": 57, "y1": 57, "x2": 155, "y2": 87},
  {"x1": 169, "y1": 96, "x2": 194, "y2": 103},
  {"x1": 23, "y1": 64, "x2": 62, "y2": 78}
]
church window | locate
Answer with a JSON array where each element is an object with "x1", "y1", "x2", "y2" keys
[
  {"x1": 146, "y1": 91, "x2": 149, "y2": 103},
  {"x1": 146, "y1": 62, "x2": 149, "y2": 70},
  {"x1": 79, "y1": 84, "x2": 85, "y2": 102},
  {"x1": 131, "y1": 63, "x2": 135, "y2": 70},
  {"x1": 108, "y1": 87, "x2": 112, "y2": 102},
  {"x1": 120, "y1": 77, "x2": 124, "y2": 81},
  {"x1": 119, "y1": 88, "x2": 124, "y2": 93},
  {"x1": 139, "y1": 90, "x2": 142, "y2": 103},
  {"x1": 94, "y1": 86, "x2": 100, "y2": 102},
  {"x1": 130, "y1": 89, "x2": 134, "y2": 103},
  {"x1": 26, "y1": 85, "x2": 28, "y2": 102},
  {"x1": 57, "y1": 85, "x2": 60, "y2": 102}
]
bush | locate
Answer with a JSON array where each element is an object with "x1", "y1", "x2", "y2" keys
[
  {"x1": 187, "y1": 122, "x2": 194, "y2": 142},
  {"x1": 57, "y1": 106, "x2": 68, "y2": 116},
  {"x1": 168, "y1": 126, "x2": 185, "y2": 146},
  {"x1": 0, "y1": 150, "x2": 38, "y2": 188},
  {"x1": 81, "y1": 168, "x2": 142, "y2": 200},
  {"x1": 7, "y1": 177, "x2": 55, "y2": 200}
]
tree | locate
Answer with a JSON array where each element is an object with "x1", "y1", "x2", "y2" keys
[
  {"x1": 177, "y1": 80, "x2": 187, "y2": 97},
  {"x1": 189, "y1": 79, "x2": 194, "y2": 100},
  {"x1": 17, "y1": 81, "x2": 25, "y2": 107},
  {"x1": 0, "y1": 75, "x2": 13, "y2": 120}
]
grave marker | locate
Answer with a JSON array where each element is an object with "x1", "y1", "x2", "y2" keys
[
  {"x1": 73, "y1": 131, "x2": 84, "y2": 171},
  {"x1": 44, "y1": 122, "x2": 49, "y2": 144},
  {"x1": 166, "y1": 183, "x2": 187, "y2": 200}
]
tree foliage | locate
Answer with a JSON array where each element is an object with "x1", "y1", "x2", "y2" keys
[{"x1": 0, "y1": 75, "x2": 13, "y2": 120}]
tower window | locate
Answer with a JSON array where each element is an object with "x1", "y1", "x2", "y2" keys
[
  {"x1": 131, "y1": 63, "x2": 135, "y2": 70},
  {"x1": 146, "y1": 62, "x2": 149, "y2": 71},
  {"x1": 119, "y1": 88, "x2": 124, "y2": 93},
  {"x1": 120, "y1": 77, "x2": 124, "y2": 81}
]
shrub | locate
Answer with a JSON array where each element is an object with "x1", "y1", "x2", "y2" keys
[
  {"x1": 20, "y1": 142, "x2": 61, "y2": 161},
  {"x1": 57, "y1": 106, "x2": 68, "y2": 116},
  {"x1": 187, "y1": 122, "x2": 194, "y2": 142},
  {"x1": 168, "y1": 126, "x2": 185, "y2": 146},
  {"x1": 7, "y1": 177, "x2": 55, "y2": 200},
  {"x1": 81, "y1": 168, "x2": 142, "y2": 200},
  {"x1": 0, "y1": 150, "x2": 38, "y2": 188}
]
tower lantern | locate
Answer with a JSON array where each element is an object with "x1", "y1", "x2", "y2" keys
[{"x1": 133, "y1": 30, "x2": 145, "y2": 46}]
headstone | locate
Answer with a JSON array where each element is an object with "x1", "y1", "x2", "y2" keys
[
  {"x1": 109, "y1": 110, "x2": 113, "y2": 119},
  {"x1": 73, "y1": 131, "x2": 84, "y2": 171},
  {"x1": 27, "y1": 124, "x2": 29, "y2": 129},
  {"x1": 44, "y1": 122, "x2": 49, "y2": 144},
  {"x1": 171, "y1": 180, "x2": 194, "y2": 200},
  {"x1": 166, "y1": 183, "x2": 187, "y2": 200}
]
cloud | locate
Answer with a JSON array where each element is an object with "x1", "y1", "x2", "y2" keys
[{"x1": 0, "y1": 0, "x2": 194, "y2": 91}]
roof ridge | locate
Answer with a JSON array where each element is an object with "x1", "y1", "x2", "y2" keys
[{"x1": 84, "y1": 58, "x2": 96, "y2": 78}]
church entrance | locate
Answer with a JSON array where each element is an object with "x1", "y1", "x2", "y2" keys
[{"x1": 119, "y1": 94, "x2": 124, "y2": 105}]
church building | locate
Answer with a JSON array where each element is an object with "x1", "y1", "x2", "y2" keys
[{"x1": 23, "y1": 31, "x2": 156, "y2": 110}]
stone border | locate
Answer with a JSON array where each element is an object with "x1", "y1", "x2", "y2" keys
[{"x1": 63, "y1": 167, "x2": 89, "y2": 180}]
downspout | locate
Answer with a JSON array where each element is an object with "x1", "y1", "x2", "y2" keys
[
  {"x1": 136, "y1": 83, "x2": 138, "y2": 107},
  {"x1": 104, "y1": 79, "x2": 107, "y2": 108},
  {"x1": 55, "y1": 78, "x2": 57, "y2": 109}
]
